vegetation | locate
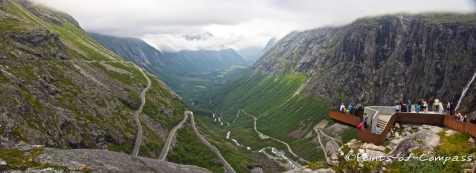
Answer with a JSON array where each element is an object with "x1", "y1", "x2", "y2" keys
[
  {"x1": 167, "y1": 125, "x2": 224, "y2": 173},
  {"x1": 0, "y1": 0, "x2": 189, "y2": 160},
  {"x1": 197, "y1": 71, "x2": 346, "y2": 161},
  {"x1": 0, "y1": 147, "x2": 91, "y2": 172}
]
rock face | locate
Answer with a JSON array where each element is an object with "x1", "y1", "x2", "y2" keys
[
  {"x1": 251, "y1": 13, "x2": 476, "y2": 106},
  {"x1": 0, "y1": 0, "x2": 184, "y2": 156},
  {"x1": 34, "y1": 148, "x2": 212, "y2": 173}
]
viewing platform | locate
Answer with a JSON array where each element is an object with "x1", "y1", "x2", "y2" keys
[{"x1": 329, "y1": 106, "x2": 476, "y2": 145}]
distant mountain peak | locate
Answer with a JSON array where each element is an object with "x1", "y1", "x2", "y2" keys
[{"x1": 183, "y1": 32, "x2": 214, "y2": 41}]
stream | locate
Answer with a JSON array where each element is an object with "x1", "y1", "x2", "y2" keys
[{"x1": 272, "y1": 148, "x2": 298, "y2": 169}]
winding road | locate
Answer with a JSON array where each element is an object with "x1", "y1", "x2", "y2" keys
[
  {"x1": 314, "y1": 128, "x2": 341, "y2": 160},
  {"x1": 240, "y1": 109, "x2": 310, "y2": 164},
  {"x1": 132, "y1": 67, "x2": 151, "y2": 156},
  {"x1": 189, "y1": 111, "x2": 235, "y2": 173},
  {"x1": 158, "y1": 112, "x2": 189, "y2": 160}
]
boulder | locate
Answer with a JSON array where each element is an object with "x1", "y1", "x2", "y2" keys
[
  {"x1": 347, "y1": 139, "x2": 362, "y2": 149},
  {"x1": 445, "y1": 129, "x2": 458, "y2": 137},
  {"x1": 389, "y1": 138, "x2": 418, "y2": 158},
  {"x1": 413, "y1": 129, "x2": 440, "y2": 148},
  {"x1": 402, "y1": 124, "x2": 409, "y2": 128},
  {"x1": 404, "y1": 131, "x2": 412, "y2": 137},
  {"x1": 469, "y1": 137, "x2": 475, "y2": 145},
  {"x1": 363, "y1": 143, "x2": 386, "y2": 152},
  {"x1": 327, "y1": 153, "x2": 339, "y2": 166},
  {"x1": 395, "y1": 122, "x2": 400, "y2": 129},
  {"x1": 411, "y1": 125, "x2": 418, "y2": 129},
  {"x1": 0, "y1": 158, "x2": 6, "y2": 166},
  {"x1": 313, "y1": 168, "x2": 336, "y2": 173},
  {"x1": 419, "y1": 125, "x2": 443, "y2": 134},
  {"x1": 365, "y1": 149, "x2": 386, "y2": 158}
]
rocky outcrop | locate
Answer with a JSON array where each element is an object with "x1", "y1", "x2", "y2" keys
[
  {"x1": 34, "y1": 148, "x2": 212, "y2": 173},
  {"x1": 3, "y1": 27, "x2": 70, "y2": 60},
  {"x1": 251, "y1": 13, "x2": 476, "y2": 106},
  {"x1": 0, "y1": 142, "x2": 211, "y2": 173}
]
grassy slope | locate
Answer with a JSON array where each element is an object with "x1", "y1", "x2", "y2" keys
[
  {"x1": 0, "y1": 0, "x2": 186, "y2": 158},
  {"x1": 201, "y1": 72, "x2": 351, "y2": 161}
]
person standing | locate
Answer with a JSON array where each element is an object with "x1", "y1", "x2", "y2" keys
[
  {"x1": 355, "y1": 104, "x2": 360, "y2": 117},
  {"x1": 396, "y1": 102, "x2": 400, "y2": 112},
  {"x1": 416, "y1": 99, "x2": 421, "y2": 113},
  {"x1": 348, "y1": 104, "x2": 353, "y2": 114},
  {"x1": 423, "y1": 100, "x2": 428, "y2": 113},
  {"x1": 434, "y1": 99, "x2": 439, "y2": 112},
  {"x1": 429, "y1": 97, "x2": 433, "y2": 111},
  {"x1": 357, "y1": 121, "x2": 363, "y2": 130},
  {"x1": 408, "y1": 99, "x2": 412, "y2": 112},
  {"x1": 340, "y1": 103, "x2": 345, "y2": 113},
  {"x1": 447, "y1": 100, "x2": 451, "y2": 115},
  {"x1": 363, "y1": 113, "x2": 368, "y2": 131}
]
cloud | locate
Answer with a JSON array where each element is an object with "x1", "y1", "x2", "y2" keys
[{"x1": 32, "y1": 0, "x2": 476, "y2": 52}]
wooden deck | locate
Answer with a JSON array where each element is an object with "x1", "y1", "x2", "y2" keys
[{"x1": 329, "y1": 109, "x2": 476, "y2": 145}]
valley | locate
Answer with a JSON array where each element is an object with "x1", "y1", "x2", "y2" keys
[{"x1": 0, "y1": 0, "x2": 476, "y2": 172}]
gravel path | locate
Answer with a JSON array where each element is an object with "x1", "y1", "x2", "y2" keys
[
  {"x1": 158, "y1": 112, "x2": 189, "y2": 160},
  {"x1": 132, "y1": 67, "x2": 151, "y2": 156}
]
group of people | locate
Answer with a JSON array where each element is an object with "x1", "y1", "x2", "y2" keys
[
  {"x1": 455, "y1": 113, "x2": 476, "y2": 124},
  {"x1": 340, "y1": 103, "x2": 363, "y2": 117},
  {"x1": 356, "y1": 112, "x2": 381, "y2": 134},
  {"x1": 340, "y1": 98, "x2": 469, "y2": 135},
  {"x1": 395, "y1": 98, "x2": 456, "y2": 114}
]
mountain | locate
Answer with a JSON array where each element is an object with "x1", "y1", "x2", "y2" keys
[
  {"x1": 0, "y1": 0, "x2": 187, "y2": 152},
  {"x1": 0, "y1": 0, "x2": 234, "y2": 172},
  {"x1": 204, "y1": 13, "x2": 476, "y2": 162},
  {"x1": 237, "y1": 37, "x2": 277, "y2": 62},
  {"x1": 88, "y1": 33, "x2": 251, "y2": 105},
  {"x1": 253, "y1": 13, "x2": 476, "y2": 106}
]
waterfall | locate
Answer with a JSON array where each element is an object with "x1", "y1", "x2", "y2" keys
[{"x1": 455, "y1": 71, "x2": 476, "y2": 111}]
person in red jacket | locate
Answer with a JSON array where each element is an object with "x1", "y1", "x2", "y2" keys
[{"x1": 357, "y1": 121, "x2": 363, "y2": 130}]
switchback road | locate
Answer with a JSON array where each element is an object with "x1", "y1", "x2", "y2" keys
[
  {"x1": 132, "y1": 67, "x2": 151, "y2": 156},
  {"x1": 189, "y1": 111, "x2": 235, "y2": 173},
  {"x1": 158, "y1": 112, "x2": 189, "y2": 160}
]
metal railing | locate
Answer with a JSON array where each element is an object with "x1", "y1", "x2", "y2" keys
[{"x1": 329, "y1": 110, "x2": 476, "y2": 145}]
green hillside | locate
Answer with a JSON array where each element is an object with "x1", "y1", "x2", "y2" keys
[
  {"x1": 196, "y1": 72, "x2": 343, "y2": 161},
  {"x1": 0, "y1": 0, "x2": 187, "y2": 159}
]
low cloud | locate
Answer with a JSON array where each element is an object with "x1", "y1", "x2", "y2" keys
[{"x1": 32, "y1": 0, "x2": 476, "y2": 52}]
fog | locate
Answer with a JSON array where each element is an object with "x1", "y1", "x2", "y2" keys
[{"x1": 32, "y1": 0, "x2": 476, "y2": 52}]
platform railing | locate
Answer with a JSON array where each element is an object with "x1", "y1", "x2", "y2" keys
[{"x1": 329, "y1": 110, "x2": 476, "y2": 145}]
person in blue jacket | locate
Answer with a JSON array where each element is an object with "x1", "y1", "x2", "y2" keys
[
  {"x1": 375, "y1": 125, "x2": 381, "y2": 134},
  {"x1": 348, "y1": 104, "x2": 353, "y2": 114}
]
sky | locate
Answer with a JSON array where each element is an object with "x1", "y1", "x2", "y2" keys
[{"x1": 32, "y1": 0, "x2": 476, "y2": 52}]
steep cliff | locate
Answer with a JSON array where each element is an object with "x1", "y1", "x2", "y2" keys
[
  {"x1": 252, "y1": 13, "x2": 476, "y2": 106},
  {"x1": 0, "y1": 0, "x2": 185, "y2": 159}
]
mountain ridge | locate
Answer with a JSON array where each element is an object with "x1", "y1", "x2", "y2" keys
[{"x1": 252, "y1": 13, "x2": 476, "y2": 107}]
